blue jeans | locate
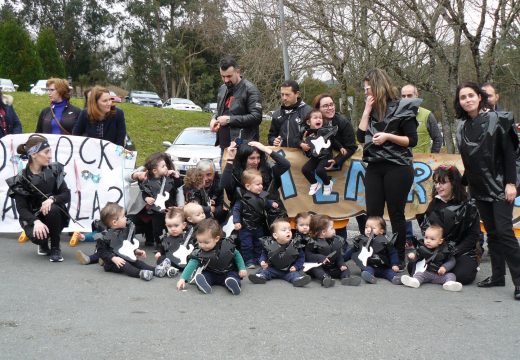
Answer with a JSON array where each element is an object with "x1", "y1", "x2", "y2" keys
[
  {"x1": 239, "y1": 228, "x2": 264, "y2": 265},
  {"x1": 257, "y1": 267, "x2": 302, "y2": 283},
  {"x1": 364, "y1": 265, "x2": 398, "y2": 282},
  {"x1": 202, "y1": 270, "x2": 241, "y2": 286}
]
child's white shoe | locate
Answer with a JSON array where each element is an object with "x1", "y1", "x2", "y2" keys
[
  {"x1": 401, "y1": 275, "x2": 420, "y2": 288},
  {"x1": 322, "y1": 181, "x2": 333, "y2": 196},
  {"x1": 443, "y1": 281, "x2": 462, "y2": 292},
  {"x1": 308, "y1": 183, "x2": 321, "y2": 195}
]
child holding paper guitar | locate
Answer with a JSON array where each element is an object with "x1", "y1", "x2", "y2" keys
[
  {"x1": 97, "y1": 203, "x2": 173, "y2": 281},
  {"x1": 138, "y1": 152, "x2": 183, "y2": 249},
  {"x1": 300, "y1": 109, "x2": 339, "y2": 196},
  {"x1": 351, "y1": 216, "x2": 401, "y2": 285}
]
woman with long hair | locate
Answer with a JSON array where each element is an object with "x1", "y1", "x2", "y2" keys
[
  {"x1": 455, "y1": 81, "x2": 520, "y2": 300},
  {"x1": 72, "y1": 86, "x2": 127, "y2": 146},
  {"x1": 0, "y1": 90, "x2": 22, "y2": 138},
  {"x1": 356, "y1": 68, "x2": 420, "y2": 266}
]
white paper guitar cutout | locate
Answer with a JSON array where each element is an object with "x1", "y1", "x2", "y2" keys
[
  {"x1": 172, "y1": 227, "x2": 195, "y2": 266},
  {"x1": 310, "y1": 136, "x2": 331, "y2": 155},
  {"x1": 357, "y1": 236, "x2": 374, "y2": 267},
  {"x1": 118, "y1": 223, "x2": 139, "y2": 261},
  {"x1": 303, "y1": 262, "x2": 322, "y2": 272},
  {"x1": 155, "y1": 177, "x2": 168, "y2": 211},
  {"x1": 413, "y1": 259, "x2": 427, "y2": 275},
  {"x1": 222, "y1": 216, "x2": 235, "y2": 238}
]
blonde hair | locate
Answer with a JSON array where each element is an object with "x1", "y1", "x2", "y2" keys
[
  {"x1": 184, "y1": 168, "x2": 204, "y2": 189},
  {"x1": 100, "y1": 202, "x2": 124, "y2": 228},
  {"x1": 363, "y1": 68, "x2": 399, "y2": 121},
  {"x1": 241, "y1": 169, "x2": 262, "y2": 185},
  {"x1": 183, "y1": 202, "x2": 203, "y2": 218}
]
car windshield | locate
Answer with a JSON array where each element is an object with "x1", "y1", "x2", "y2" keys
[
  {"x1": 173, "y1": 129, "x2": 216, "y2": 145},
  {"x1": 132, "y1": 92, "x2": 160, "y2": 99},
  {"x1": 172, "y1": 99, "x2": 195, "y2": 105}
]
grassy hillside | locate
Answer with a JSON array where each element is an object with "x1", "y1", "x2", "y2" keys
[{"x1": 8, "y1": 92, "x2": 270, "y2": 166}]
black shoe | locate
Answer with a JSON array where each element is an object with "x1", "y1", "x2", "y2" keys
[
  {"x1": 37, "y1": 243, "x2": 50, "y2": 256},
  {"x1": 477, "y1": 276, "x2": 505, "y2": 288},
  {"x1": 322, "y1": 276, "x2": 335, "y2": 288},
  {"x1": 248, "y1": 273, "x2": 267, "y2": 284},
  {"x1": 293, "y1": 275, "x2": 311, "y2": 287},
  {"x1": 515, "y1": 286, "x2": 520, "y2": 300},
  {"x1": 49, "y1": 248, "x2": 64, "y2": 262}
]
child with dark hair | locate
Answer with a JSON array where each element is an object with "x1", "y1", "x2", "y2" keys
[
  {"x1": 184, "y1": 167, "x2": 210, "y2": 207},
  {"x1": 401, "y1": 224, "x2": 462, "y2": 291},
  {"x1": 96, "y1": 202, "x2": 173, "y2": 281},
  {"x1": 176, "y1": 219, "x2": 247, "y2": 295},
  {"x1": 154, "y1": 208, "x2": 190, "y2": 274},
  {"x1": 138, "y1": 152, "x2": 183, "y2": 249},
  {"x1": 233, "y1": 169, "x2": 279, "y2": 268},
  {"x1": 352, "y1": 216, "x2": 401, "y2": 285},
  {"x1": 248, "y1": 218, "x2": 311, "y2": 287},
  {"x1": 306, "y1": 214, "x2": 361, "y2": 287},
  {"x1": 294, "y1": 211, "x2": 312, "y2": 246}
]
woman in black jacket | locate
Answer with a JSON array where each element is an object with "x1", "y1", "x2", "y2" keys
[
  {"x1": 356, "y1": 68, "x2": 420, "y2": 265},
  {"x1": 35, "y1": 78, "x2": 81, "y2": 135},
  {"x1": 0, "y1": 91, "x2": 22, "y2": 138},
  {"x1": 455, "y1": 81, "x2": 520, "y2": 300},
  {"x1": 6, "y1": 134, "x2": 71, "y2": 262},
  {"x1": 420, "y1": 165, "x2": 480, "y2": 284}
]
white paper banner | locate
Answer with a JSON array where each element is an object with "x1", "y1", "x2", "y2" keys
[{"x1": 0, "y1": 134, "x2": 137, "y2": 232}]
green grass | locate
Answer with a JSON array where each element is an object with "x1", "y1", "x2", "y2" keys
[{"x1": 9, "y1": 92, "x2": 270, "y2": 166}]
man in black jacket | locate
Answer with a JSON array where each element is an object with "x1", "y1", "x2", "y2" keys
[
  {"x1": 209, "y1": 56, "x2": 262, "y2": 150},
  {"x1": 268, "y1": 80, "x2": 312, "y2": 149}
]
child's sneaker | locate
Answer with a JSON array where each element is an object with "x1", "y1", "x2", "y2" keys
[
  {"x1": 308, "y1": 183, "x2": 321, "y2": 196},
  {"x1": 246, "y1": 261, "x2": 256, "y2": 269},
  {"x1": 401, "y1": 275, "x2": 420, "y2": 288},
  {"x1": 49, "y1": 248, "x2": 64, "y2": 262},
  {"x1": 443, "y1": 281, "x2": 462, "y2": 292},
  {"x1": 166, "y1": 267, "x2": 179, "y2": 278},
  {"x1": 139, "y1": 270, "x2": 154, "y2": 281},
  {"x1": 154, "y1": 258, "x2": 172, "y2": 278},
  {"x1": 248, "y1": 273, "x2": 267, "y2": 284},
  {"x1": 341, "y1": 275, "x2": 362, "y2": 286},
  {"x1": 75, "y1": 250, "x2": 90, "y2": 265},
  {"x1": 322, "y1": 275, "x2": 335, "y2": 288},
  {"x1": 194, "y1": 273, "x2": 212, "y2": 294},
  {"x1": 391, "y1": 275, "x2": 402, "y2": 285},
  {"x1": 322, "y1": 181, "x2": 333, "y2": 196},
  {"x1": 37, "y1": 243, "x2": 50, "y2": 256},
  {"x1": 18, "y1": 231, "x2": 29, "y2": 243},
  {"x1": 293, "y1": 274, "x2": 311, "y2": 287},
  {"x1": 69, "y1": 232, "x2": 83, "y2": 247},
  {"x1": 361, "y1": 270, "x2": 377, "y2": 284},
  {"x1": 225, "y1": 277, "x2": 241, "y2": 295}
]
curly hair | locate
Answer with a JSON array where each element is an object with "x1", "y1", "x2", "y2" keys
[{"x1": 184, "y1": 168, "x2": 205, "y2": 189}]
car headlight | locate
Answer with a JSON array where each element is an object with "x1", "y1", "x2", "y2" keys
[{"x1": 170, "y1": 155, "x2": 179, "y2": 161}]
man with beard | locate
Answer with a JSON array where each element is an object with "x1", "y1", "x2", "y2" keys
[
  {"x1": 268, "y1": 80, "x2": 312, "y2": 149},
  {"x1": 209, "y1": 56, "x2": 262, "y2": 151}
]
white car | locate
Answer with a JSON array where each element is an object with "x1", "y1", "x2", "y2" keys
[
  {"x1": 163, "y1": 127, "x2": 220, "y2": 175},
  {"x1": 30, "y1": 80, "x2": 48, "y2": 95},
  {"x1": 163, "y1": 98, "x2": 202, "y2": 112},
  {"x1": 0, "y1": 78, "x2": 18, "y2": 92}
]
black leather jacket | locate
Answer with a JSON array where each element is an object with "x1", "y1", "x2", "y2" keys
[
  {"x1": 357, "y1": 98, "x2": 420, "y2": 166},
  {"x1": 456, "y1": 111, "x2": 519, "y2": 201},
  {"x1": 36, "y1": 103, "x2": 81, "y2": 135},
  {"x1": 215, "y1": 78, "x2": 262, "y2": 147},
  {"x1": 268, "y1": 99, "x2": 312, "y2": 148}
]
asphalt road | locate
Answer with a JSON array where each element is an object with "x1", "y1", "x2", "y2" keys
[{"x1": 1, "y1": 232, "x2": 519, "y2": 360}]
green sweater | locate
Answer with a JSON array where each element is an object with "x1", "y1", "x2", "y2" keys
[{"x1": 181, "y1": 250, "x2": 246, "y2": 281}]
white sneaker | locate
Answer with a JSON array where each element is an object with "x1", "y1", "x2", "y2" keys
[
  {"x1": 322, "y1": 181, "x2": 333, "y2": 196},
  {"x1": 443, "y1": 281, "x2": 462, "y2": 292},
  {"x1": 308, "y1": 183, "x2": 321, "y2": 195},
  {"x1": 401, "y1": 275, "x2": 420, "y2": 288}
]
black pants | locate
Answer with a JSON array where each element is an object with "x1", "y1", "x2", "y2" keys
[
  {"x1": 25, "y1": 205, "x2": 65, "y2": 250},
  {"x1": 475, "y1": 199, "x2": 520, "y2": 286},
  {"x1": 103, "y1": 259, "x2": 155, "y2": 278},
  {"x1": 149, "y1": 212, "x2": 166, "y2": 248},
  {"x1": 451, "y1": 254, "x2": 478, "y2": 285},
  {"x1": 302, "y1": 157, "x2": 330, "y2": 185},
  {"x1": 128, "y1": 210, "x2": 154, "y2": 246},
  {"x1": 365, "y1": 162, "x2": 414, "y2": 261},
  {"x1": 310, "y1": 266, "x2": 350, "y2": 280}
]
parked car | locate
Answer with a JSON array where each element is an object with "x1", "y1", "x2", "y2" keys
[
  {"x1": 126, "y1": 91, "x2": 162, "y2": 107},
  {"x1": 0, "y1": 78, "x2": 18, "y2": 92},
  {"x1": 203, "y1": 102, "x2": 218, "y2": 114},
  {"x1": 30, "y1": 80, "x2": 48, "y2": 95},
  {"x1": 163, "y1": 98, "x2": 202, "y2": 112},
  {"x1": 163, "y1": 127, "x2": 220, "y2": 175},
  {"x1": 110, "y1": 91, "x2": 122, "y2": 103}
]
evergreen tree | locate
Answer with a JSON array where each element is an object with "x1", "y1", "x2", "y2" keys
[
  {"x1": 36, "y1": 27, "x2": 66, "y2": 78},
  {"x1": 0, "y1": 18, "x2": 43, "y2": 90}
]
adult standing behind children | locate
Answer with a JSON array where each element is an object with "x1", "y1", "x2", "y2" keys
[
  {"x1": 72, "y1": 86, "x2": 127, "y2": 146},
  {"x1": 356, "y1": 68, "x2": 420, "y2": 266},
  {"x1": 0, "y1": 91, "x2": 22, "y2": 138},
  {"x1": 35, "y1": 78, "x2": 81, "y2": 135},
  {"x1": 209, "y1": 56, "x2": 262, "y2": 152},
  {"x1": 268, "y1": 79, "x2": 312, "y2": 148},
  {"x1": 455, "y1": 81, "x2": 520, "y2": 300},
  {"x1": 6, "y1": 134, "x2": 71, "y2": 262}
]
